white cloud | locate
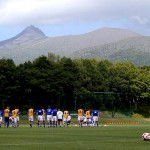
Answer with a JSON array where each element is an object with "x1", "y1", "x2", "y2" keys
[
  {"x1": 0, "y1": 0, "x2": 150, "y2": 35},
  {"x1": 132, "y1": 16, "x2": 148, "y2": 25},
  {"x1": 0, "y1": 0, "x2": 97, "y2": 25}
]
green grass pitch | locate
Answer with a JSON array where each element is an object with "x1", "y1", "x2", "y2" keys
[{"x1": 0, "y1": 125, "x2": 150, "y2": 150}]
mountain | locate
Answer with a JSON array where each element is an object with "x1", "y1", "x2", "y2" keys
[
  {"x1": 0, "y1": 25, "x2": 46, "y2": 47},
  {"x1": 71, "y1": 36, "x2": 150, "y2": 66},
  {"x1": 0, "y1": 25, "x2": 148, "y2": 65}
]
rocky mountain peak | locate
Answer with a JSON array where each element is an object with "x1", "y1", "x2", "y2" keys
[
  {"x1": 19, "y1": 25, "x2": 46, "y2": 38},
  {"x1": 0, "y1": 25, "x2": 46, "y2": 46}
]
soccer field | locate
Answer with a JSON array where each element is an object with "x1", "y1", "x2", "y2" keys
[{"x1": 0, "y1": 125, "x2": 150, "y2": 150}]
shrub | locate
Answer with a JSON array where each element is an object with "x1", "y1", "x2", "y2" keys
[{"x1": 132, "y1": 113, "x2": 144, "y2": 118}]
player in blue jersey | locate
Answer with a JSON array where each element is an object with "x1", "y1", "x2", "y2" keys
[
  {"x1": 36, "y1": 109, "x2": 43, "y2": 127},
  {"x1": 52, "y1": 108, "x2": 57, "y2": 127},
  {"x1": 46, "y1": 106, "x2": 53, "y2": 128},
  {"x1": 92, "y1": 110, "x2": 99, "y2": 127},
  {"x1": 0, "y1": 109, "x2": 3, "y2": 127}
]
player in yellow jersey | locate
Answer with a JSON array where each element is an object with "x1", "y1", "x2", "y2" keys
[
  {"x1": 86, "y1": 109, "x2": 91, "y2": 127},
  {"x1": 12, "y1": 109, "x2": 17, "y2": 128},
  {"x1": 4, "y1": 106, "x2": 10, "y2": 128},
  {"x1": 78, "y1": 107, "x2": 84, "y2": 127},
  {"x1": 63, "y1": 110, "x2": 69, "y2": 127},
  {"x1": 28, "y1": 107, "x2": 34, "y2": 127},
  {"x1": 15, "y1": 106, "x2": 20, "y2": 127},
  {"x1": 42, "y1": 108, "x2": 46, "y2": 127}
]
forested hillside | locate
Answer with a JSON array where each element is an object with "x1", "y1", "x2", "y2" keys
[
  {"x1": 71, "y1": 36, "x2": 150, "y2": 66},
  {"x1": 0, "y1": 54, "x2": 150, "y2": 115}
]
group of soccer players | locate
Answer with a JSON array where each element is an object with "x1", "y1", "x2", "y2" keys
[
  {"x1": 28, "y1": 106, "x2": 99, "y2": 128},
  {"x1": 0, "y1": 106, "x2": 20, "y2": 128},
  {"x1": 0, "y1": 105, "x2": 99, "y2": 128},
  {"x1": 28, "y1": 106, "x2": 71, "y2": 128},
  {"x1": 77, "y1": 108, "x2": 99, "y2": 127}
]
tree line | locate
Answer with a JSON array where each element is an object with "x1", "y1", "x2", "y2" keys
[{"x1": 0, "y1": 53, "x2": 150, "y2": 115}]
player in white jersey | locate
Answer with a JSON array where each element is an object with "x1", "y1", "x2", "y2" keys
[{"x1": 57, "y1": 109, "x2": 63, "y2": 127}]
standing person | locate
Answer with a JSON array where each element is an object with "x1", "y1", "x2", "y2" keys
[
  {"x1": 4, "y1": 106, "x2": 10, "y2": 128},
  {"x1": 78, "y1": 107, "x2": 84, "y2": 127},
  {"x1": 28, "y1": 107, "x2": 34, "y2": 128},
  {"x1": 46, "y1": 106, "x2": 53, "y2": 128},
  {"x1": 86, "y1": 109, "x2": 91, "y2": 127},
  {"x1": 52, "y1": 108, "x2": 57, "y2": 127},
  {"x1": 63, "y1": 110, "x2": 69, "y2": 127},
  {"x1": 12, "y1": 109, "x2": 17, "y2": 128},
  {"x1": 42, "y1": 107, "x2": 46, "y2": 127},
  {"x1": 15, "y1": 106, "x2": 20, "y2": 127},
  {"x1": 92, "y1": 110, "x2": 99, "y2": 127},
  {"x1": 67, "y1": 113, "x2": 71, "y2": 125},
  {"x1": 0, "y1": 109, "x2": 3, "y2": 127},
  {"x1": 37, "y1": 108, "x2": 43, "y2": 127},
  {"x1": 57, "y1": 109, "x2": 63, "y2": 127}
]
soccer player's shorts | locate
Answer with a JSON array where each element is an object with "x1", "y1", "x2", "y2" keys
[
  {"x1": 16, "y1": 116, "x2": 20, "y2": 122},
  {"x1": 78, "y1": 116, "x2": 84, "y2": 121},
  {"x1": 63, "y1": 118, "x2": 68, "y2": 122},
  {"x1": 38, "y1": 115, "x2": 43, "y2": 121},
  {"x1": 58, "y1": 119, "x2": 62, "y2": 122},
  {"x1": 12, "y1": 118, "x2": 17, "y2": 124},
  {"x1": 52, "y1": 116, "x2": 57, "y2": 122},
  {"x1": 83, "y1": 118, "x2": 86, "y2": 123},
  {"x1": 47, "y1": 115, "x2": 52, "y2": 121},
  {"x1": 5, "y1": 117, "x2": 9, "y2": 122},
  {"x1": 0, "y1": 117, "x2": 2, "y2": 122},
  {"x1": 42, "y1": 117, "x2": 46, "y2": 121},
  {"x1": 28, "y1": 116, "x2": 34, "y2": 122},
  {"x1": 93, "y1": 116, "x2": 98, "y2": 122},
  {"x1": 86, "y1": 118, "x2": 91, "y2": 122}
]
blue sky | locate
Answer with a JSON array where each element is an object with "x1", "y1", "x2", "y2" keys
[{"x1": 0, "y1": 0, "x2": 150, "y2": 41}]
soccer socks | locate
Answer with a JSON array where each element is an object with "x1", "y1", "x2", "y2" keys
[
  {"x1": 29, "y1": 121, "x2": 33, "y2": 127},
  {"x1": 47, "y1": 122, "x2": 50, "y2": 127},
  {"x1": 43, "y1": 121, "x2": 45, "y2": 127},
  {"x1": 79, "y1": 122, "x2": 82, "y2": 127},
  {"x1": 17, "y1": 122, "x2": 19, "y2": 127}
]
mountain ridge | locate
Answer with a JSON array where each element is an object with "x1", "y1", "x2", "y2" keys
[
  {"x1": 0, "y1": 25, "x2": 46, "y2": 46},
  {"x1": 0, "y1": 25, "x2": 149, "y2": 66}
]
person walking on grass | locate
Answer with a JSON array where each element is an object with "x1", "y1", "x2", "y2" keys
[
  {"x1": 63, "y1": 110, "x2": 69, "y2": 127},
  {"x1": 28, "y1": 106, "x2": 34, "y2": 128},
  {"x1": 4, "y1": 106, "x2": 10, "y2": 128},
  {"x1": 0, "y1": 109, "x2": 3, "y2": 127},
  {"x1": 86, "y1": 109, "x2": 91, "y2": 127},
  {"x1": 57, "y1": 109, "x2": 63, "y2": 127},
  {"x1": 78, "y1": 107, "x2": 84, "y2": 127},
  {"x1": 46, "y1": 105, "x2": 53, "y2": 128}
]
